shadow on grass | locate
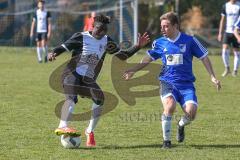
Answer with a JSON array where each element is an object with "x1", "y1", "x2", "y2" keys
[
  {"x1": 78, "y1": 147, "x2": 97, "y2": 150},
  {"x1": 78, "y1": 144, "x2": 240, "y2": 150},
  {"x1": 100, "y1": 143, "x2": 177, "y2": 149},
  {"x1": 190, "y1": 144, "x2": 240, "y2": 149}
]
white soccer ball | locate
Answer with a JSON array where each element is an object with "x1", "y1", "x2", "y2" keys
[{"x1": 60, "y1": 135, "x2": 81, "y2": 149}]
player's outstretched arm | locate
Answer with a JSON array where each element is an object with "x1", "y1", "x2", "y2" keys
[
  {"x1": 123, "y1": 55, "x2": 153, "y2": 80},
  {"x1": 136, "y1": 32, "x2": 151, "y2": 48},
  {"x1": 48, "y1": 45, "x2": 67, "y2": 61},
  {"x1": 115, "y1": 32, "x2": 150, "y2": 60},
  {"x1": 201, "y1": 56, "x2": 221, "y2": 91}
]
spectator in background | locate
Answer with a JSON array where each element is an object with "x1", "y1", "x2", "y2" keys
[
  {"x1": 217, "y1": 0, "x2": 240, "y2": 77},
  {"x1": 30, "y1": 0, "x2": 52, "y2": 63},
  {"x1": 83, "y1": 12, "x2": 96, "y2": 31}
]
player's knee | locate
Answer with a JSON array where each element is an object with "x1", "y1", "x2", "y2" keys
[
  {"x1": 163, "y1": 104, "x2": 176, "y2": 115},
  {"x1": 91, "y1": 90, "x2": 104, "y2": 105},
  {"x1": 164, "y1": 108, "x2": 175, "y2": 116},
  {"x1": 162, "y1": 97, "x2": 176, "y2": 115},
  {"x1": 66, "y1": 95, "x2": 78, "y2": 104},
  {"x1": 93, "y1": 99, "x2": 104, "y2": 106}
]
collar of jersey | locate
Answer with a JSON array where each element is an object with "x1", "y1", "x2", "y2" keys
[
  {"x1": 167, "y1": 32, "x2": 181, "y2": 43},
  {"x1": 86, "y1": 31, "x2": 107, "y2": 41}
]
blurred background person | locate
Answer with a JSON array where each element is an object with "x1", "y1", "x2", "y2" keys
[
  {"x1": 83, "y1": 12, "x2": 96, "y2": 31},
  {"x1": 217, "y1": 0, "x2": 240, "y2": 77},
  {"x1": 30, "y1": 0, "x2": 52, "y2": 63}
]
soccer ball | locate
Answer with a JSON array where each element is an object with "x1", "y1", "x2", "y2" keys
[{"x1": 60, "y1": 135, "x2": 81, "y2": 149}]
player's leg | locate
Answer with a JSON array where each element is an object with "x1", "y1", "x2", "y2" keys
[
  {"x1": 160, "y1": 81, "x2": 178, "y2": 148},
  {"x1": 177, "y1": 87, "x2": 198, "y2": 143},
  {"x1": 36, "y1": 33, "x2": 43, "y2": 63},
  {"x1": 41, "y1": 33, "x2": 48, "y2": 63},
  {"x1": 55, "y1": 74, "x2": 80, "y2": 136},
  {"x1": 231, "y1": 35, "x2": 239, "y2": 77},
  {"x1": 83, "y1": 81, "x2": 104, "y2": 147},
  {"x1": 221, "y1": 33, "x2": 231, "y2": 77}
]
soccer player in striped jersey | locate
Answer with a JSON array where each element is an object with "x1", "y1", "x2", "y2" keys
[
  {"x1": 30, "y1": 0, "x2": 52, "y2": 63},
  {"x1": 123, "y1": 12, "x2": 221, "y2": 148},
  {"x1": 218, "y1": 0, "x2": 240, "y2": 77},
  {"x1": 48, "y1": 14, "x2": 150, "y2": 147}
]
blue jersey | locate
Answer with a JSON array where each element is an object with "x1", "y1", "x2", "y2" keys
[{"x1": 147, "y1": 32, "x2": 208, "y2": 86}]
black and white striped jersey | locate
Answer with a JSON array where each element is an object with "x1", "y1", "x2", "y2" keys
[
  {"x1": 33, "y1": 9, "x2": 51, "y2": 33},
  {"x1": 221, "y1": 1, "x2": 240, "y2": 33},
  {"x1": 53, "y1": 31, "x2": 139, "y2": 80}
]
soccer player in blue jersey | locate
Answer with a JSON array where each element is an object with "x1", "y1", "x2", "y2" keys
[
  {"x1": 30, "y1": 0, "x2": 52, "y2": 63},
  {"x1": 123, "y1": 12, "x2": 221, "y2": 148}
]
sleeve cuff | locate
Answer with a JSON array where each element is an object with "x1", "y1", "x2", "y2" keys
[
  {"x1": 61, "y1": 44, "x2": 70, "y2": 52},
  {"x1": 199, "y1": 52, "x2": 208, "y2": 59},
  {"x1": 146, "y1": 50, "x2": 157, "y2": 61}
]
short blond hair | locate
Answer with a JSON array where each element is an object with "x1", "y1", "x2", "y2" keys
[{"x1": 160, "y1": 12, "x2": 179, "y2": 27}]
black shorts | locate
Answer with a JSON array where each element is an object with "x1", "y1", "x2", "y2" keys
[
  {"x1": 35, "y1": 32, "x2": 48, "y2": 41},
  {"x1": 222, "y1": 32, "x2": 239, "y2": 48},
  {"x1": 62, "y1": 72, "x2": 104, "y2": 105}
]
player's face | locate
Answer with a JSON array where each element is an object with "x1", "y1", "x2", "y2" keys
[
  {"x1": 161, "y1": 19, "x2": 177, "y2": 38},
  {"x1": 92, "y1": 23, "x2": 108, "y2": 40},
  {"x1": 38, "y1": 2, "x2": 44, "y2": 10}
]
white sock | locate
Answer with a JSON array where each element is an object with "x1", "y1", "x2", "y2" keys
[
  {"x1": 178, "y1": 115, "x2": 191, "y2": 127},
  {"x1": 58, "y1": 99, "x2": 75, "y2": 128},
  {"x1": 233, "y1": 51, "x2": 240, "y2": 71},
  {"x1": 222, "y1": 49, "x2": 230, "y2": 67},
  {"x1": 36, "y1": 47, "x2": 42, "y2": 62},
  {"x1": 86, "y1": 103, "x2": 102, "y2": 133},
  {"x1": 161, "y1": 114, "x2": 172, "y2": 141}
]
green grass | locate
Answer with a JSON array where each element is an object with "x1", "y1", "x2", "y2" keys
[{"x1": 0, "y1": 47, "x2": 240, "y2": 160}]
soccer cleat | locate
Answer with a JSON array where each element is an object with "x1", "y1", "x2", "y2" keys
[
  {"x1": 55, "y1": 127, "x2": 81, "y2": 136},
  {"x1": 221, "y1": 69, "x2": 231, "y2": 77},
  {"x1": 177, "y1": 124, "x2": 185, "y2": 143},
  {"x1": 85, "y1": 130, "x2": 96, "y2": 147},
  {"x1": 232, "y1": 70, "x2": 237, "y2": 77},
  {"x1": 162, "y1": 140, "x2": 171, "y2": 149}
]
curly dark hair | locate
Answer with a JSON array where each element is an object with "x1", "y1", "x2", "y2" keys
[{"x1": 94, "y1": 14, "x2": 111, "y2": 24}]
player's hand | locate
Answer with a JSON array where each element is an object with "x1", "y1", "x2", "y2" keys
[
  {"x1": 123, "y1": 70, "x2": 135, "y2": 80},
  {"x1": 48, "y1": 52, "x2": 57, "y2": 61},
  {"x1": 211, "y1": 77, "x2": 221, "y2": 91},
  {"x1": 217, "y1": 34, "x2": 222, "y2": 42},
  {"x1": 137, "y1": 32, "x2": 151, "y2": 48},
  {"x1": 237, "y1": 38, "x2": 240, "y2": 44}
]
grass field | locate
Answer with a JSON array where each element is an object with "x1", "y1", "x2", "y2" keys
[{"x1": 0, "y1": 47, "x2": 240, "y2": 160}]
